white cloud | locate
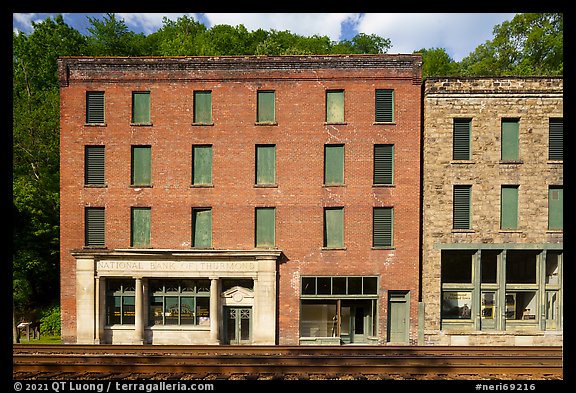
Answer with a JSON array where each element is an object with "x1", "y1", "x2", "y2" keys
[
  {"x1": 203, "y1": 13, "x2": 361, "y2": 41},
  {"x1": 358, "y1": 13, "x2": 517, "y2": 61}
]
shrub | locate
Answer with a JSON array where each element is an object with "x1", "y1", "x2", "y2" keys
[{"x1": 40, "y1": 305, "x2": 61, "y2": 336}]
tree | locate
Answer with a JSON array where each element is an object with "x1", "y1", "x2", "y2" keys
[
  {"x1": 415, "y1": 47, "x2": 460, "y2": 79},
  {"x1": 459, "y1": 13, "x2": 562, "y2": 76},
  {"x1": 12, "y1": 15, "x2": 86, "y2": 316},
  {"x1": 86, "y1": 13, "x2": 146, "y2": 56}
]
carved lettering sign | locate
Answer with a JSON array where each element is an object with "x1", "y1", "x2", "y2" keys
[{"x1": 96, "y1": 260, "x2": 257, "y2": 274}]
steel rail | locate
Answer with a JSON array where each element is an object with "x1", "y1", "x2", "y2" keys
[{"x1": 13, "y1": 345, "x2": 563, "y2": 380}]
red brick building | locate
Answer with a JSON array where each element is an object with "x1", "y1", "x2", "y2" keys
[{"x1": 58, "y1": 55, "x2": 422, "y2": 345}]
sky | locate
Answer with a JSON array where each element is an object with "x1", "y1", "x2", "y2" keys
[{"x1": 12, "y1": 13, "x2": 518, "y2": 61}]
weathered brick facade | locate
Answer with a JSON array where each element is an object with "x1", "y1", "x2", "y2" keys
[
  {"x1": 422, "y1": 77, "x2": 563, "y2": 345},
  {"x1": 59, "y1": 55, "x2": 423, "y2": 345}
]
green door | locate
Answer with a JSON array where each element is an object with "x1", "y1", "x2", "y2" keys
[
  {"x1": 387, "y1": 291, "x2": 409, "y2": 343},
  {"x1": 224, "y1": 307, "x2": 251, "y2": 345},
  {"x1": 340, "y1": 300, "x2": 372, "y2": 344}
]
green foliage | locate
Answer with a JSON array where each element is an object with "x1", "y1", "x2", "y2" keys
[
  {"x1": 416, "y1": 47, "x2": 461, "y2": 79},
  {"x1": 459, "y1": 13, "x2": 562, "y2": 76},
  {"x1": 40, "y1": 305, "x2": 61, "y2": 336}
]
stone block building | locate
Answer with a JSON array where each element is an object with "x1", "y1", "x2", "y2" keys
[
  {"x1": 421, "y1": 77, "x2": 563, "y2": 345},
  {"x1": 58, "y1": 55, "x2": 423, "y2": 345}
]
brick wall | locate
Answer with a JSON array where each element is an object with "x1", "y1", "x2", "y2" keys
[{"x1": 59, "y1": 55, "x2": 423, "y2": 344}]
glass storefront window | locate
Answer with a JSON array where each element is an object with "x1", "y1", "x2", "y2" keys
[
  {"x1": 441, "y1": 251, "x2": 473, "y2": 284},
  {"x1": 106, "y1": 279, "x2": 135, "y2": 325},
  {"x1": 506, "y1": 251, "x2": 537, "y2": 284},
  {"x1": 441, "y1": 291, "x2": 472, "y2": 319},
  {"x1": 301, "y1": 301, "x2": 337, "y2": 337},
  {"x1": 148, "y1": 279, "x2": 210, "y2": 326},
  {"x1": 505, "y1": 291, "x2": 537, "y2": 320}
]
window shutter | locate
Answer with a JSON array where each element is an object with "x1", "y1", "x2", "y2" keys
[
  {"x1": 256, "y1": 207, "x2": 275, "y2": 247},
  {"x1": 324, "y1": 207, "x2": 344, "y2": 248},
  {"x1": 257, "y1": 91, "x2": 275, "y2": 123},
  {"x1": 324, "y1": 144, "x2": 344, "y2": 185},
  {"x1": 374, "y1": 145, "x2": 393, "y2": 185},
  {"x1": 501, "y1": 186, "x2": 519, "y2": 229},
  {"x1": 85, "y1": 146, "x2": 105, "y2": 185},
  {"x1": 132, "y1": 92, "x2": 150, "y2": 123},
  {"x1": 326, "y1": 90, "x2": 344, "y2": 123},
  {"x1": 549, "y1": 118, "x2": 563, "y2": 160},
  {"x1": 501, "y1": 119, "x2": 519, "y2": 161},
  {"x1": 256, "y1": 145, "x2": 276, "y2": 185},
  {"x1": 453, "y1": 185, "x2": 471, "y2": 229},
  {"x1": 86, "y1": 92, "x2": 104, "y2": 124},
  {"x1": 373, "y1": 207, "x2": 393, "y2": 247},
  {"x1": 453, "y1": 119, "x2": 471, "y2": 160},
  {"x1": 194, "y1": 91, "x2": 212, "y2": 124},
  {"x1": 131, "y1": 207, "x2": 151, "y2": 247},
  {"x1": 192, "y1": 145, "x2": 213, "y2": 185},
  {"x1": 375, "y1": 89, "x2": 394, "y2": 123},
  {"x1": 548, "y1": 187, "x2": 563, "y2": 230},
  {"x1": 192, "y1": 208, "x2": 212, "y2": 248},
  {"x1": 85, "y1": 207, "x2": 105, "y2": 246},
  {"x1": 131, "y1": 146, "x2": 151, "y2": 186}
]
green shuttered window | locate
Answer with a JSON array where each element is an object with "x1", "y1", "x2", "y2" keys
[
  {"x1": 373, "y1": 207, "x2": 393, "y2": 247},
  {"x1": 131, "y1": 207, "x2": 151, "y2": 247},
  {"x1": 132, "y1": 91, "x2": 150, "y2": 124},
  {"x1": 85, "y1": 146, "x2": 105, "y2": 185},
  {"x1": 256, "y1": 145, "x2": 276, "y2": 185},
  {"x1": 501, "y1": 119, "x2": 519, "y2": 161},
  {"x1": 324, "y1": 144, "x2": 344, "y2": 185},
  {"x1": 374, "y1": 144, "x2": 394, "y2": 185},
  {"x1": 501, "y1": 186, "x2": 519, "y2": 230},
  {"x1": 256, "y1": 207, "x2": 275, "y2": 248},
  {"x1": 131, "y1": 146, "x2": 151, "y2": 186},
  {"x1": 257, "y1": 91, "x2": 275, "y2": 123},
  {"x1": 453, "y1": 185, "x2": 471, "y2": 230},
  {"x1": 86, "y1": 91, "x2": 104, "y2": 124},
  {"x1": 324, "y1": 207, "x2": 344, "y2": 248},
  {"x1": 326, "y1": 90, "x2": 344, "y2": 123},
  {"x1": 453, "y1": 118, "x2": 471, "y2": 160},
  {"x1": 192, "y1": 145, "x2": 213, "y2": 185},
  {"x1": 375, "y1": 89, "x2": 394, "y2": 123},
  {"x1": 85, "y1": 207, "x2": 105, "y2": 247},
  {"x1": 194, "y1": 91, "x2": 212, "y2": 124},
  {"x1": 548, "y1": 187, "x2": 563, "y2": 230},
  {"x1": 549, "y1": 118, "x2": 563, "y2": 160},
  {"x1": 192, "y1": 208, "x2": 212, "y2": 248}
]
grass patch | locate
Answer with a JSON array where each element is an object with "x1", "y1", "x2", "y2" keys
[{"x1": 16, "y1": 335, "x2": 61, "y2": 344}]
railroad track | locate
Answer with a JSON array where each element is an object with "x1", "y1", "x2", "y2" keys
[{"x1": 13, "y1": 345, "x2": 563, "y2": 380}]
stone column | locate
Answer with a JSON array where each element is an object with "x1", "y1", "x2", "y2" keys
[
  {"x1": 76, "y1": 257, "x2": 95, "y2": 344},
  {"x1": 209, "y1": 278, "x2": 219, "y2": 344},
  {"x1": 252, "y1": 256, "x2": 277, "y2": 345},
  {"x1": 134, "y1": 277, "x2": 144, "y2": 345}
]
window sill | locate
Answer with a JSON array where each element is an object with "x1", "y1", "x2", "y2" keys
[
  {"x1": 372, "y1": 184, "x2": 395, "y2": 188},
  {"x1": 83, "y1": 245, "x2": 107, "y2": 250},
  {"x1": 321, "y1": 247, "x2": 347, "y2": 251},
  {"x1": 499, "y1": 230, "x2": 522, "y2": 233},
  {"x1": 546, "y1": 230, "x2": 563, "y2": 234},
  {"x1": 323, "y1": 122, "x2": 347, "y2": 125},
  {"x1": 323, "y1": 184, "x2": 346, "y2": 188},
  {"x1": 499, "y1": 160, "x2": 523, "y2": 165},
  {"x1": 130, "y1": 185, "x2": 153, "y2": 188},
  {"x1": 84, "y1": 184, "x2": 108, "y2": 188},
  {"x1": 84, "y1": 123, "x2": 107, "y2": 127},
  {"x1": 373, "y1": 122, "x2": 396, "y2": 125},
  {"x1": 255, "y1": 121, "x2": 278, "y2": 126},
  {"x1": 371, "y1": 246, "x2": 395, "y2": 250},
  {"x1": 547, "y1": 160, "x2": 563, "y2": 164},
  {"x1": 254, "y1": 184, "x2": 278, "y2": 188},
  {"x1": 190, "y1": 184, "x2": 214, "y2": 188},
  {"x1": 450, "y1": 160, "x2": 474, "y2": 165},
  {"x1": 191, "y1": 122, "x2": 214, "y2": 126},
  {"x1": 130, "y1": 122, "x2": 153, "y2": 126},
  {"x1": 452, "y1": 229, "x2": 475, "y2": 233}
]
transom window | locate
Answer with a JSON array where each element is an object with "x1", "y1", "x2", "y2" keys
[{"x1": 149, "y1": 279, "x2": 210, "y2": 326}]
